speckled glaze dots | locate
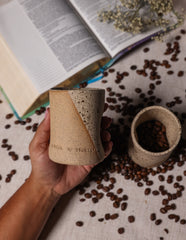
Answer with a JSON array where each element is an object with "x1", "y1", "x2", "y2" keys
[{"x1": 49, "y1": 88, "x2": 105, "y2": 165}]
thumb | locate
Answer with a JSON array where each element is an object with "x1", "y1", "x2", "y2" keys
[{"x1": 29, "y1": 108, "x2": 50, "y2": 154}]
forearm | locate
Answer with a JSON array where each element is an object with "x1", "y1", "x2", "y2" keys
[{"x1": 0, "y1": 175, "x2": 60, "y2": 240}]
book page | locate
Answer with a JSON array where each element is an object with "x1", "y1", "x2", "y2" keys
[
  {"x1": 69, "y1": 0, "x2": 164, "y2": 58},
  {"x1": 0, "y1": 0, "x2": 105, "y2": 94}
]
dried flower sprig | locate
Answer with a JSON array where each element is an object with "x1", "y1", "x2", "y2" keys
[{"x1": 98, "y1": 0, "x2": 184, "y2": 35}]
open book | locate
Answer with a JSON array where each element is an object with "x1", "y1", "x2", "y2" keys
[{"x1": 0, "y1": 0, "x2": 174, "y2": 119}]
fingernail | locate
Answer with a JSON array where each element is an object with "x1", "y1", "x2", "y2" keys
[{"x1": 45, "y1": 108, "x2": 49, "y2": 119}]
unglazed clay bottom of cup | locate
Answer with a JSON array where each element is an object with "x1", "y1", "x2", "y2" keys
[
  {"x1": 128, "y1": 106, "x2": 182, "y2": 168},
  {"x1": 49, "y1": 88, "x2": 105, "y2": 165}
]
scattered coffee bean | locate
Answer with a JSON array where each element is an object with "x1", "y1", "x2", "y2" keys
[
  {"x1": 98, "y1": 218, "x2": 104, "y2": 222},
  {"x1": 76, "y1": 221, "x2": 83, "y2": 227},
  {"x1": 128, "y1": 215, "x2": 135, "y2": 223},
  {"x1": 164, "y1": 228, "x2": 169, "y2": 234},
  {"x1": 6, "y1": 113, "x2": 13, "y2": 119},
  {"x1": 155, "y1": 219, "x2": 162, "y2": 225},
  {"x1": 102, "y1": 80, "x2": 107, "y2": 84},
  {"x1": 180, "y1": 219, "x2": 186, "y2": 225},
  {"x1": 110, "y1": 213, "x2": 119, "y2": 220},
  {"x1": 176, "y1": 175, "x2": 182, "y2": 182},
  {"x1": 144, "y1": 188, "x2": 151, "y2": 195},
  {"x1": 10, "y1": 169, "x2": 16, "y2": 175},
  {"x1": 130, "y1": 65, "x2": 137, "y2": 70},
  {"x1": 152, "y1": 190, "x2": 159, "y2": 196},
  {"x1": 178, "y1": 71, "x2": 184, "y2": 77},
  {"x1": 118, "y1": 227, "x2": 125, "y2": 234},
  {"x1": 89, "y1": 211, "x2": 96, "y2": 217},
  {"x1": 143, "y1": 47, "x2": 150, "y2": 53},
  {"x1": 5, "y1": 124, "x2": 11, "y2": 129},
  {"x1": 117, "y1": 188, "x2": 123, "y2": 194},
  {"x1": 121, "y1": 202, "x2": 127, "y2": 211},
  {"x1": 150, "y1": 213, "x2": 156, "y2": 221},
  {"x1": 158, "y1": 175, "x2": 165, "y2": 182},
  {"x1": 105, "y1": 213, "x2": 110, "y2": 220},
  {"x1": 23, "y1": 155, "x2": 30, "y2": 161}
]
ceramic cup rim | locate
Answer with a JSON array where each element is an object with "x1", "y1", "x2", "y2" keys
[{"x1": 131, "y1": 105, "x2": 182, "y2": 156}]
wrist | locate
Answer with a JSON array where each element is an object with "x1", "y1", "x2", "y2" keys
[{"x1": 28, "y1": 173, "x2": 61, "y2": 204}]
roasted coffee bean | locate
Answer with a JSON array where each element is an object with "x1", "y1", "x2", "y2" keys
[
  {"x1": 164, "y1": 228, "x2": 169, "y2": 234},
  {"x1": 130, "y1": 65, "x2": 137, "y2": 70},
  {"x1": 176, "y1": 175, "x2": 182, "y2": 182},
  {"x1": 117, "y1": 188, "x2": 123, "y2": 194},
  {"x1": 158, "y1": 175, "x2": 165, "y2": 181},
  {"x1": 150, "y1": 213, "x2": 156, "y2": 221},
  {"x1": 167, "y1": 70, "x2": 174, "y2": 75},
  {"x1": 105, "y1": 213, "x2": 110, "y2": 220},
  {"x1": 26, "y1": 117, "x2": 32, "y2": 123},
  {"x1": 143, "y1": 47, "x2": 149, "y2": 53},
  {"x1": 175, "y1": 215, "x2": 180, "y2": 222},
  {"x1": 122, "y1": 195, "x2": 128, "y2": 201},
  {"x1": 113, "y1": 201, "x2": 120, "y2": 208},
  {"x1": 23, "y1": 155, "x2": 30, "y2": 161},
  {"x1": 170, "y1": 203, "x2": 176, "y2": 210},
  {"x1": 89, "y1": 211, "x2": 96, "y2": 217},
  {"x1": 180, "y1": 29, "x2": 186, "y2": 34},
  {"x1": 76, "y1": 221, "x2": 83, "y2": 227},
  {"x1": 155, "y1": 219, "x2": 162, "y2": 225},
  {"x1": 92, "y1": 197, "x2": 98, "y2": 203},
  {"x1": 5, "y1": 124, "x2": 11, "y2": 129},
  {"x1": 162, "y1": 199, "x2": 169, "y2": 205},
  {"x1": 12, "y1": 154, "x2": 18, "y2": 161},
  {"x1": 178, "y1": 71, "x2": 184, "y2": 77},
  {"x1": 160, "y1": 208, "x2": 167, "y2": 214},
  {"x1": 102, "y1": 80, "x2": 107, "y2": 84},
  {"x1": 152, "y1": 190, "x2": 159, "y2": 196},
  {"x1": 168, "y1": 214, "x2": 176, "y2": 219},
  {"x1": 10, "y1": 169, "x2": 16, "y2": 175},
  {"x1": 144, "y1": 188, "x2": 151, "y2": 195},
  {"x1": 118, "y1": 227, "x2": 125, "y2": 234},
  {"x1": 121, "y1": 202, "x2": 127, "y2": 211},
  {"x1": 84, "y1": 193, "x2": 92, "y2": 199},
  {"x1": 20, "y1": 121, "x2": 26, "y2": 125},
  {"x1": 79, "y1": 198, "x2": 85, "y2": 202},
  {"x1": 91, "y1": 189, "x2": 98, "y2": 195},
  {"x1": 136, "y1": 120, "x2": 169, "y2": 152},
  {"x1": 119, "y1": 85, "x2": 125, "y2": 90},
  {"x1": 5, "y1": 176, "x2": 11, "y2": 183},
  {"x1": 137, "y1": 182, "x2": 143, "y2": 187},
  {"x1": 0, "y1": 175, "x2": 2, "y2": 181},
  {"x1": 98, "y1": 218, "x2": 104, "y2": 222},
  {"x1": 135, "y1": 88, "x2": 142, "y2": 93},
  {"x1": 110, "y1": 213, "x2": 119, "y2": 220},
  {"x1": 2, "y1": 139, "x2": 8, "y2": 144},
  {"x1": 109, "y1": 68, "x2": 115, "y2": 73},
  {"x1": 128, "y1": 215, "x2": 135, "y2": 223},
  {"x1": 177, "y1": 161, "x2": 184, "y2": 167},
  {"x1": 6, "y1": 113, "x2": 13, "y2": 119},
  {"x1": 146, "y1": 180, "x2": 153, "y2": 186},
  {"x1": 180, "y1": 219, "x2": 186, "y2": 224},
  {"x1": 26, "y1": 126, "x2": 32, "y2": 130}
]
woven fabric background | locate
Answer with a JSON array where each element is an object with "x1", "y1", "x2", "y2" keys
[{"x1": 0, "y1": 11, "x2": 186, "y2": 240}]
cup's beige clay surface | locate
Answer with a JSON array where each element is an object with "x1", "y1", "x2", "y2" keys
[
  {"x1": 128, "y1": 106, "x2": 182, "y2": 168},
  {"x1": 49, "y1": 88, "x2": 105, "y2": 165}
]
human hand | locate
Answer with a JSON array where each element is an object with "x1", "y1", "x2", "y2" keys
[{"x1": 29, "y1": 107, "x2": 113, "y2": 196}]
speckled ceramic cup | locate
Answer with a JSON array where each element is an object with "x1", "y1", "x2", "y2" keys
[
  {"x1": 49, "y1": 88, "x2": 105, "y2": 165},
  {"x1": 128, "y1": 106, "x2": 182, "y2": 168}
]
